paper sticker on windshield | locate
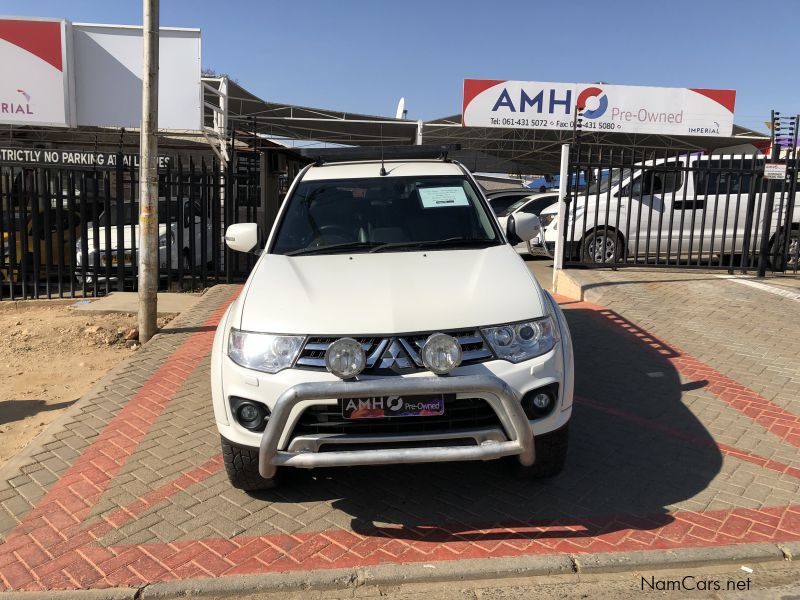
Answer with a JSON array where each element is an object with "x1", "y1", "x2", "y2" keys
[{"x1": 418, "y1": 186, "x2": 469, "y2": 208}]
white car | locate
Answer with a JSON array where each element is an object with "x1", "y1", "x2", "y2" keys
[
  {"x1": 75, "y1": 199, "x2": 214, "y2": 284},
  {"x1": 494, "y1": 192, "x2": 559, "y2": 254},
  {"x1": 211, "y1": 157, "x2": 574, "y2": 489},
  {"x1": 537, "y1": 156, "x2": 800, "y2": 264}
]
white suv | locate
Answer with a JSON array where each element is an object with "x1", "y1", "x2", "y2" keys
[{"x1": 211, "y1": 157, "x2": 574, "y2": 489}]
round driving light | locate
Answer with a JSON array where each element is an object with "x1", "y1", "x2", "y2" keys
[
  {"x1": 532, "y1": 392, "x2": 551, "y2": 409},
  {"x1": 238, "y1": 403, "x2": 259, "y2": 422},
  {"x1": 421, "y1": 333, "x2": 462, "y2": 375},
  {"x1": 493, "y1": 326, "x2": 514, "y2": 347},
  {"x1": 324, "y1": 337, "x2": 366, "y2": 379}
]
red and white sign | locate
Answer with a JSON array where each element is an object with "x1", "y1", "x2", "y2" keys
[
  {"x1": 463, "y1": 80, "x2": 736, "y2": 137},
  {"x1": 0, "y1": 17, "x2": 73, "y2": 127},
  {"x1": 0, "y1": 17, "x2": 200, "y2": 130}
]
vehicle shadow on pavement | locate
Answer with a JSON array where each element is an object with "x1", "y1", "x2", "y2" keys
[{"x1": 251, "y1": 307, "x2": 722, "y2": 543}]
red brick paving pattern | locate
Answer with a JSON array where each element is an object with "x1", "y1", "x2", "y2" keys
[{"x1": 0, "y1": 291, "x2": 799, "y2": 591}]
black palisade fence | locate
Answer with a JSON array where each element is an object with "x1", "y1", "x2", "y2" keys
[{"x1": 0, "y1": 152, "x2": 253, "y2": 300}]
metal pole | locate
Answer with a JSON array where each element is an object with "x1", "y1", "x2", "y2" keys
[
  {"x1": 552, "y1": 143, "x2": 570, "y2": 291},
  {"x1": 757, "y1": 110, "x2": 780, "y2": 277},
  {"x1": 138, "y1": 0, "x2": 159, "y2": 342}
]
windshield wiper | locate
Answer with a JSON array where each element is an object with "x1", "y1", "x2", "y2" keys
[
  {"x1": 285, "y1": 241, "x2": 380, "y2": 256},
  {"x1": 369, "y1": 237, "x2": 496, "y2": 253}
]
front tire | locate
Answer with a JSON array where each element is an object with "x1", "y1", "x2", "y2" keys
[
  {"x1": 506, "y1": 424, "x2": 569, "y2": 479},
  {"x1": 770, "y1": 228, "x2": 799, "y2": 271},
  {"x1": 582, "y1": 230, "x2": 623, "y2": 263},
  {"x1": 221, "y1": 437, "x2": 280, "y2": 490}
]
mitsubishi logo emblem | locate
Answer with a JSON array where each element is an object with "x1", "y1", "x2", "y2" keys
[{"x1": 379, "y1": 339, "x2": 413, "y2": 371}]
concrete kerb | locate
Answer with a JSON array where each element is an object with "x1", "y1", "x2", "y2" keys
[
  {"x1": 0, "y1": 588, "x2": 137, "y2": 600},
  {"x1": 553, "y1": 269, "x2": 585, "y2": 301},
  {"x1": 138, "y1": 543, "x2": 794, "y2": 599},
  {"x1": 0, "y1": 543, "x2": 791, "y2": 599},
  {"x1": 552, "y1": 267, "x2": 800, "y2": 304},
  {"x1": 0, "y1": 298, "x2": 81, "y2": 311}
]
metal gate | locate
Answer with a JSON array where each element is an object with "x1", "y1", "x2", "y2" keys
[
  {"x1": 0, "y1": 152, "x2": 257, "y2": 300},
  {"x1": 561, "y1": 137, "x2": 799, "y2": 274}
]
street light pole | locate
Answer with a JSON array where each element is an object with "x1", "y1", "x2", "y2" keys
[{"x1": 139, "y1": 0, "x2": 159, "y2": 342}]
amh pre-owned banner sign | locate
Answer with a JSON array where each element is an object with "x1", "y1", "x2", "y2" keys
[
  {"x1": 463, "y1": 80, "x2": 736, "y2": 137},
  {"x1": 0, "y1": 17, "x2": 72, "y2": 127}
]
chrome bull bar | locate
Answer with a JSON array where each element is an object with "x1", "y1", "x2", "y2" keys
[{"x1": 258, "y1": 374, "x2": 534, "y2": 479}]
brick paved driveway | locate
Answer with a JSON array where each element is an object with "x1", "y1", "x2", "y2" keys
[{"x1": 0, "y1": 277, "x2": 798, "y2": 592}]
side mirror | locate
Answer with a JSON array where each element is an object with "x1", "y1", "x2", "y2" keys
[
  {"x1": 506, "y1": 213, "x2": 541, "y2": 245},
  {"x1": 225, "y1": 223, "x2": 263, "y2": 254}
]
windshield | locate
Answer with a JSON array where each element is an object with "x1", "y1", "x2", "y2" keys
[
  {"x1": 498, "y1": 195, "x2": 534, "y2": 217},
  {"x1": 584, "y1": 168, "x2": 631, "y2": 195},
  {"x1": 271, "y1": 175, "x2": 500, "y2": 255}
]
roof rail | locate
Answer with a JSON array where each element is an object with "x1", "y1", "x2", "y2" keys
[{"x1": 298, "y1": 144, "x2": 461, "y2": 166}]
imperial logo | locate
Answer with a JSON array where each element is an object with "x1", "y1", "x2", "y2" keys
[{"x1": 1, "y1": 89, "x2": 34, "y2": 115}]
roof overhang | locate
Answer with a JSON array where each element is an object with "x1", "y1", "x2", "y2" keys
[
  {"x1": 221, "y1": 81, "x2": 418, "y2": 146},
  {"x1": 211, "y1": 82, "x2": 771, "y2": 173}
]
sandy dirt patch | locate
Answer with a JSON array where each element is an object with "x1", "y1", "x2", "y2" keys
[{"x1": 0, "y1": 302, "x2": 173, "y2": 466}]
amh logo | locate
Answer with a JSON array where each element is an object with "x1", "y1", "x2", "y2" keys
[{"x1": 577, "y1": 87, "x2": 608, "y2": 119}]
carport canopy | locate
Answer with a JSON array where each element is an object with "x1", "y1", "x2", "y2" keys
[{"x1": 217, "y1": 81, "x2": 770, "y2": 174}]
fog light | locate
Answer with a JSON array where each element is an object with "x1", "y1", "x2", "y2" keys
[
  {"x1": 521, "y1": 386, "x2": 558, "y2": 419},
  {"x1": 421, "y1": 333, "x2": 462, "y2": 375},
  {"x1": 532, "y1": 392, "x2": 551, "y2": 409},
  {"x1": 325, "y1": 337, "x2": 366, "y2": 379},
  {"x1": 231, "y1": 398, "x2": 270, "y2": 431},
  {"x1": 238, "y1": 403, "x2": 260, "y2": 422}
]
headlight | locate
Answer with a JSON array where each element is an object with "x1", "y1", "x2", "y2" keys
[
  {"x1": 482, "y1": 317, "x2": 558, "y2": 362},
  {"x1": 159, "y1": 231, "x2": 174, "y2": 246},
  {"x1": 539, "y1": 214, "x2": 555, "y2": 228},
  {"x1": 421, "y1": 333, "x2": 462, "y2": 375},
  {"x1": 227, "y1": 329, "x2": 304, "y2": 374},
  {"x1": 325, "y1": 337, "x2": 366, "y2": 379}
]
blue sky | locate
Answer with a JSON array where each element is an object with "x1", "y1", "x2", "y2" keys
[{"x1": 4, "y1": 0, "x2": 797, "y2": 132}]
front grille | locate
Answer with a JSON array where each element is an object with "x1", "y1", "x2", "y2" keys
[
  {"x1": 290, "y1": 397, "x2": 502, "y2": 436},
  {"x1": 295, "y1": 330, "x2": 493, "y2": 372},
  {"x1": 295, "y1": 337, "x2": 383, "y2": 368}
]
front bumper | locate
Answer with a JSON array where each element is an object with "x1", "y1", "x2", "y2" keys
[{"x1": 257, "y1": 374, "x2": 534, "y2": 479}]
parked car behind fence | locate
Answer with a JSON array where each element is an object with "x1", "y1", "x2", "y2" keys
[{"x1": 535, "y1": 149, "x2": 800, "y2": 272}]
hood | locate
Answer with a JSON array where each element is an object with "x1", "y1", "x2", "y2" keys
[{"x1": 238, "y1": 245, "x2": 545, "y2": 334}]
